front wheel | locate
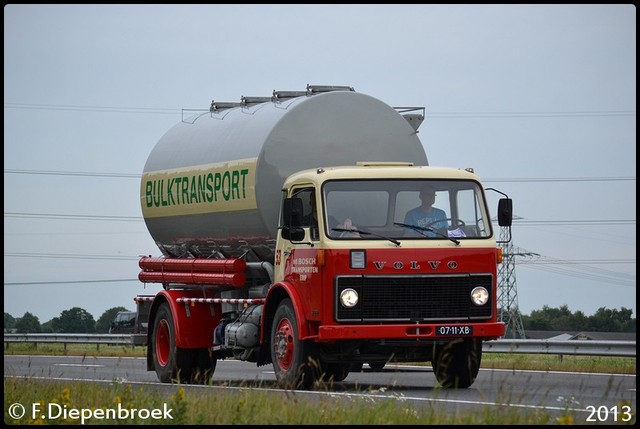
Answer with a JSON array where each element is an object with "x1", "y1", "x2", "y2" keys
[
  {"x1": 432, "y1": 339, "x2": 482, "y2": 388},
  {"x1": 270, "y1": 299, "x2": 321, "y2": 389}
]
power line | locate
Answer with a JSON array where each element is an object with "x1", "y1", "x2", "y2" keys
[
  {"x1": 4, "y1": 251, "x2": 632, "y2": 265},
  {"x1": 4, "y1": 168, "x2": 636, "y2": 183},
  {"x1": 513, "y1": 220, "x2": 635, "y2": 226},
  {"x1": 4, "y1": 211, "x2": 635, "y2": 226},
  {"x1": 483, "y1": 176, "x2": 635, "y2": 183},
  {"x1": 512, "y1": 247, "x2": 635, "y2": 287},
  {"x1": 520, "y1": 264, "x2": 635, "y2": 287},
  {"x1": 4, "y1": 169, "x2": 139, "y2": 178},
  {"x1": 4, "y1": 102, "x2": 179, "y2": 115},
  {"x1": 5, "y1": 102, "x2": 635, "y2": 118},
  {"x1": 4, "y1": 279, "x2": 138, "y2": 286},
  {"x1": 4, "y1": 212, "x2": 143, "y2": 222},
  {"x1": 5, "y1": 252, "x2": 140, "y2": 261},
  {"x1": 427, "y1": 111, "x2": 635, "y2": 118},
  {"x1": 521, "y1": 259, "x2": 636, "y2": 265}
]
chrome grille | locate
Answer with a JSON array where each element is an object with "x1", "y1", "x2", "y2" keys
[{"x1": 335, "y1": 274, "x2": 493, "y2": 322}]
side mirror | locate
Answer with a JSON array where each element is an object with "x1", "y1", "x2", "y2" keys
[
  {"x1": 282, "y1": 197, "x2": 305, "y2": 241},
  {"x1": 283, "y1": 197, "x2": 303, "y2": 227},
  {"x1": 497, "y1": 198, "x2": 513, "y2": 227},
  {"x1": 282, "y1": 226, "x2": 306, "y2": 241}
]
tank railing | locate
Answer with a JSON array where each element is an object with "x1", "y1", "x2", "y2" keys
[
  {"x1": 210, "y1": 101, "x2": 244, "y2": 113},
  {"x1": 209, "y1": 85, "x2": 357, "y2": 111},
  {"x1": 393, "y1": 106, "x2": 426, "y2": 116},
  {"x1": 271, "y1": 90, "x2": 304, "y2": 99},
  {"x1": 181, "y1": 108, "x2": 209, "y2": 123},
  {"x1": 306, "y1": 84, "x2": 355, "y2": 93},
  {"x1": 241, "y1": 96, "x2": 274, "y2": 105},
  {"x1": 394, "y1": 107, "x2": 426, "y2": 132}
]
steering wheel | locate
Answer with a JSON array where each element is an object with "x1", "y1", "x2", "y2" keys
[{"x1": 424, "y1": 217, "x2": 466, "y2": 229}]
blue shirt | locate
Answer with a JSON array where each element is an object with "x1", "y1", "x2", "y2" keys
[{"x1": 403, "y1": 207, "x2": 447, "y2": 236}]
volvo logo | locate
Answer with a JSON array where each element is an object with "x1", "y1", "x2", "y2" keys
[{"x1": 372, "y1": 260, "x2": 458, "y2": 270}]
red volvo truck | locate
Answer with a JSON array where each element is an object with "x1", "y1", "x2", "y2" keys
[{"x1": 137, "y1": 84, "x2": 513, "y2": 389}]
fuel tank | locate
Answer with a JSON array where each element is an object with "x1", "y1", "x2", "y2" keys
[{"x1": 141, "y1": 85, "x2": 428, "y2": 260}]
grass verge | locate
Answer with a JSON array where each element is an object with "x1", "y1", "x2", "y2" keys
[{"x1": 4, "y1": 378, "x2": 566, "y2": 425}]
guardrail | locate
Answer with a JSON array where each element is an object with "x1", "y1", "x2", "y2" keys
[
  {"x1": 3, "y1": 333, "x2": 146, "y2": 351},
  {"x1": 483, "y1": 339, "x2": 636, "y2": 357},
  {"x1": 3, "y1": 334, "x2": 636, "y2": 357}
]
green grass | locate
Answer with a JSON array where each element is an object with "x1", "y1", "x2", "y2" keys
[
  {"x1": 4, "y1": 342, "x2": 146, "y2": 357},
  {"x1": 482, "y1": 352, "x2": 636, "y2": 374},
  {"x1": 4, "y1": 378, "x2": 566, "y2": 425}
]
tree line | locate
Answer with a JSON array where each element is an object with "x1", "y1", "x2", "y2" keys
[
  {"x1": 4, "y1": 306, "x2": 129, "y2": 334},
  {"x1": 3, "y1": 304, "x2": 637, "y2": 334}
]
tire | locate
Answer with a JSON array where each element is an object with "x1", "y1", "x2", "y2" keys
[
  {"x1": 152, "y1": 302, "x2": 178, "y2": 383},
  {"x1": 432, "y1": 339, "x2": 482, "y2": 388},
  {"x1": 350, "y1": 362, "x2": 364, "y2": 372},
  {"x1": 152, "y1": 303, "x2": 217, "y2": 384},
  {"x1": 322, "y1": 362, "x2": 350, "y2": 382},
  {"x1": 368, "y1": 361, "x2": 386, "y2": 371},
  {"x1": 190, "y1": 348, "x2": 217, "y2": 384},
  {"x1": 270, "y1": 299, "x2": 321, "y2": 389}
]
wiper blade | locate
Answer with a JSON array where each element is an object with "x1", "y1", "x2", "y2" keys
[
  {"x1": 393, "y1": 222, "x2": 459, "y2": 245},
  {"x1": 332, "y1": 228, "x2": 401, "y2": 246}
]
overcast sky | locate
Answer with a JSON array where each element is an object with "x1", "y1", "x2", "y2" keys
[{"x1": 4, "y1": 4, "x2": 636, "y2": 324}]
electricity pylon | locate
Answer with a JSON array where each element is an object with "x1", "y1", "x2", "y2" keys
[{"x1": 497, "y1": 225, "x2": 537, "y2": 339}]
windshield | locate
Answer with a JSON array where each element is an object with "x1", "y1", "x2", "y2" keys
[{"x1": 322, "y1": 179, "x2": 492, "y2": 240}]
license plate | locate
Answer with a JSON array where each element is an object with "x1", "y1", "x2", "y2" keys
[{"x1": 436, "y1": 325, "x2": 473, "y2": 336}]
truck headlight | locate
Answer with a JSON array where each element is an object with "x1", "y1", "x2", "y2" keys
[
  {"x1": 339, "y1": 288, "x2": 359, "y2": 308},
  {"x1": 470, "y1": 287, "x2": 489, "y2": 306}
]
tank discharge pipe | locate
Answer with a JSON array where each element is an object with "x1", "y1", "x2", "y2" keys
[{"x1": 138, "y1": 256, "x2": 246, "y2": 287}]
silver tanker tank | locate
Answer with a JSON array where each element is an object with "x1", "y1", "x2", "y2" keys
[{"x1": 141, "y1": 85, "x2": 428, "y2": 261}]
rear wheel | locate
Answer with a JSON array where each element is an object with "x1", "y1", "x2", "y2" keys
[
  {"x1": 186, "y1": 348, "x2": 217, "y2": 384},
  {"x1": 368, "y1": 361, "x2": 386, "y2": 371},
  {"x1": 432, "y1": 339, "x2": 482, "y2": 388},
  {"x1": 271, "y1": 299, "x2": 321, "y2": 389},
  {"x1": 152, "y1": 302, "x2": 178, "y2": 383},
  {"x1": 350, "y1": 362, "x2": 364, "y2": 372},
  {"x1": 152, "y1": 302, "x2": 216, "y2": 384},
  {"x1": 322, "y1": 362, "x2": 350, "y2": 382}
]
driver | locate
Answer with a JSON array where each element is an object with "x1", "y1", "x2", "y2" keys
[{"x1": 403, "y1": 185, "x2": 447, "y2": 236}]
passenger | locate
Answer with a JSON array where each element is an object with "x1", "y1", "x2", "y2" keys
[
  {"x1": 335, "y1": 217, "x2": 359, "y2": 238},
  {"x1": 404, "y1": 185, "x2": 447, "y2": 236},
  {"x1": 302, "y1": 192, "x2": 358, "y2": 238}
]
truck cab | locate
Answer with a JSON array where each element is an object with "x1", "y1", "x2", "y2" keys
[{"x1": 272, "y1": 163, "x2": 510, "y2": 388}]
